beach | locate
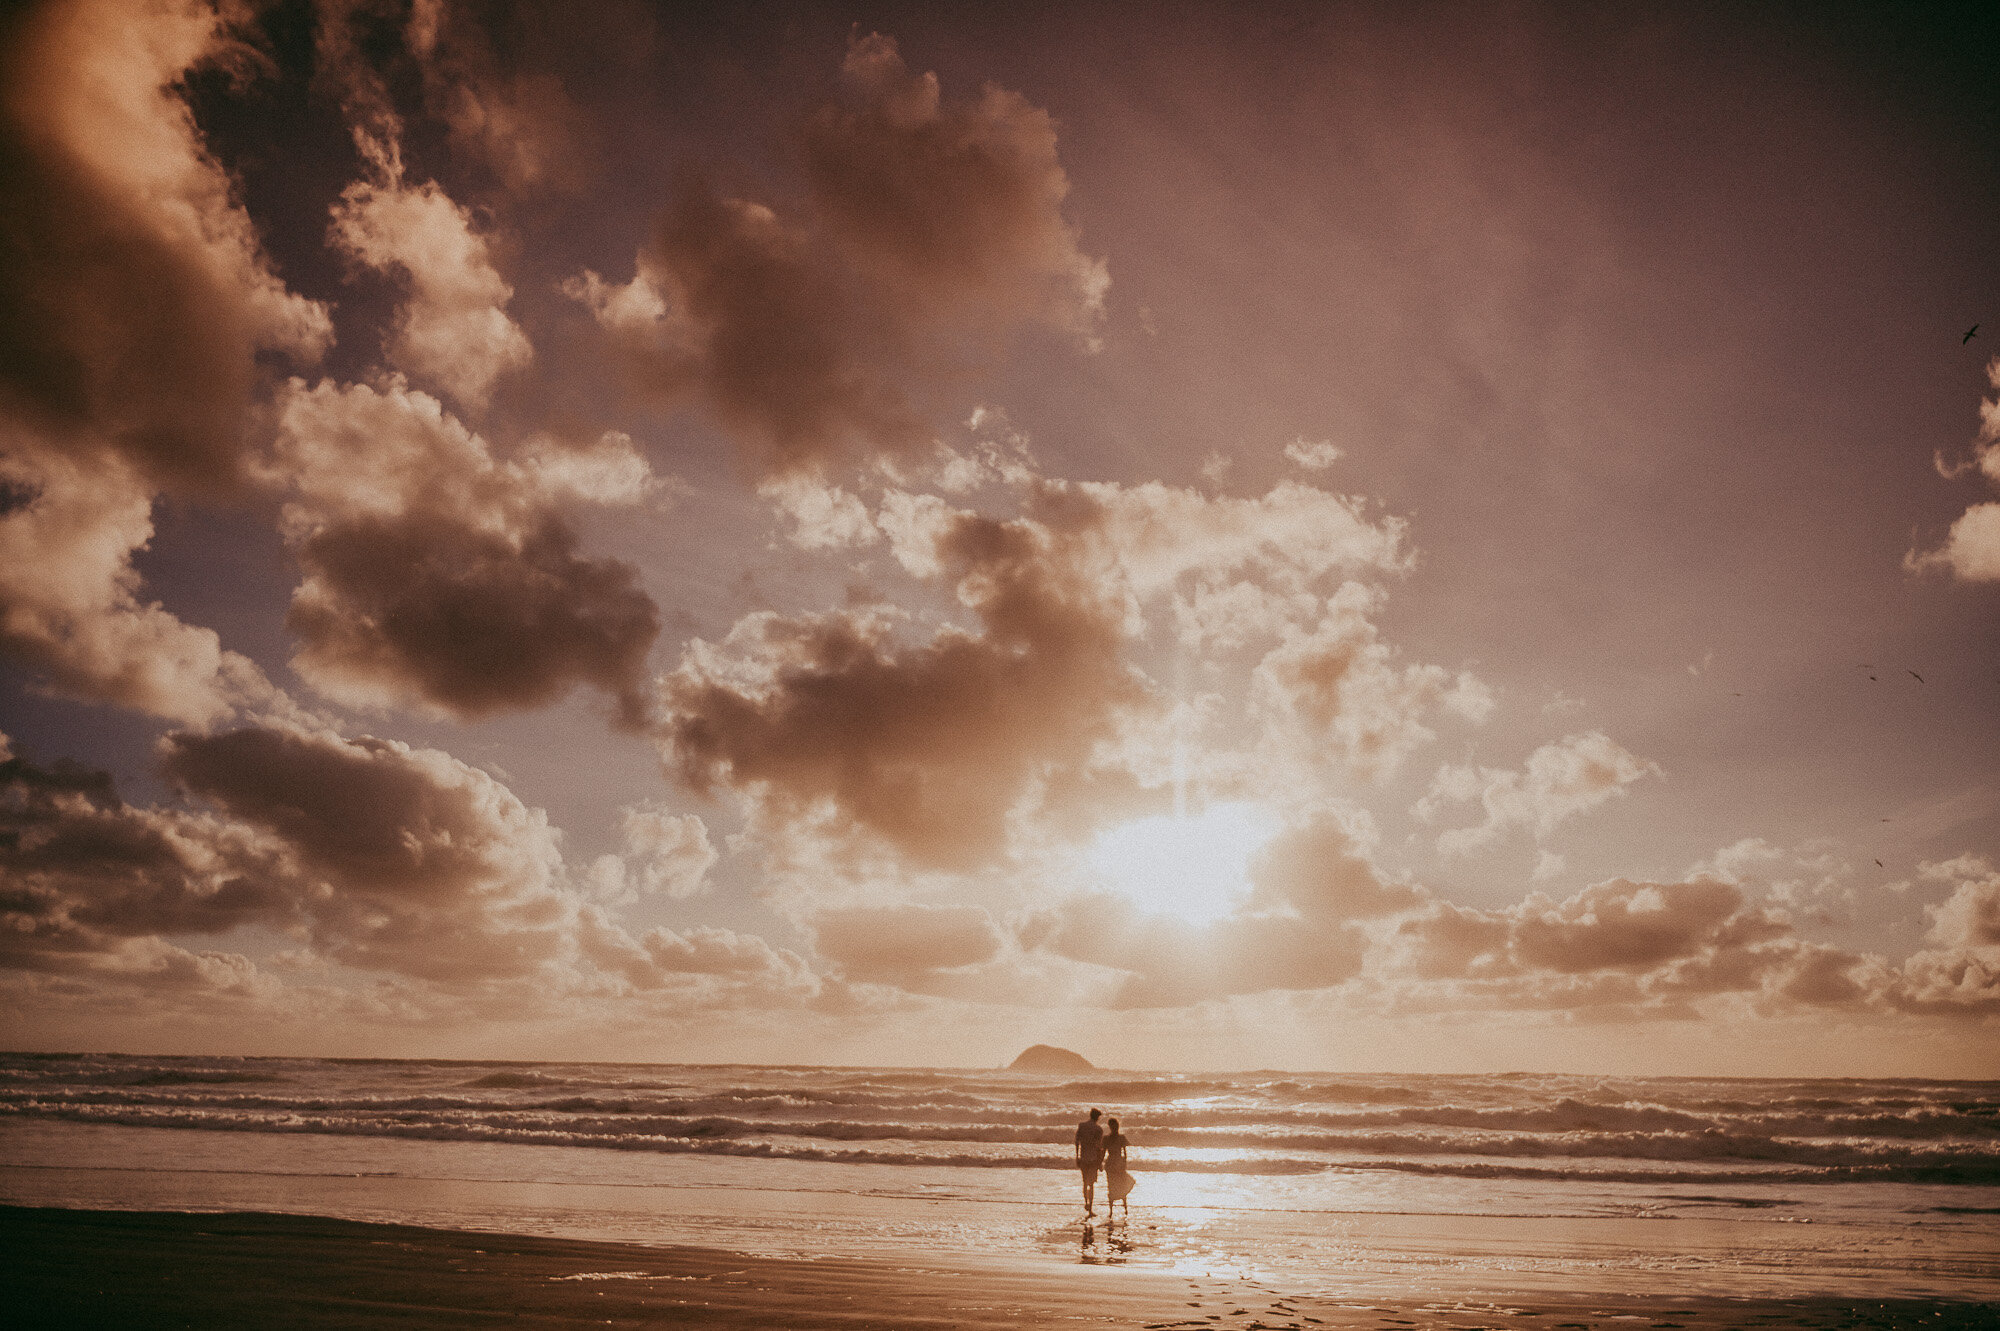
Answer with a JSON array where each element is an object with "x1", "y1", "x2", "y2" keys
[
  {"x1": 10, "y1": 1205, "x2": 1998, "y2": 1329},
  {"x1": 3, "y1": 1056, "x2": 1996, "y2": 1325}
]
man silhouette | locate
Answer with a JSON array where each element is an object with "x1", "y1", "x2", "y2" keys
[{"x1": 1074, "y1": 1107, "x2": 1106, "y2": 1214}]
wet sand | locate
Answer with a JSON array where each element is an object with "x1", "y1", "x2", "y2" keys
[{"x1": 7, "y1": 1205, "x2": 1994, "y2": 1329}]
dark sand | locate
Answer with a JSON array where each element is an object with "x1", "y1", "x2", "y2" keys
[{"x1": 6, "y1": 1206, "x2": 1994, "y2": 1329}]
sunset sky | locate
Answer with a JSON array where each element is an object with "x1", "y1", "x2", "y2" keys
[{"x1": 3, "y1": 0, "x2": 1996, "y2": 1075}]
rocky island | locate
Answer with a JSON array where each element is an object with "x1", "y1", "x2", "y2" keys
[{"x1": 1007, "y1": 1044, "x2": 1094, "y2": 1072}]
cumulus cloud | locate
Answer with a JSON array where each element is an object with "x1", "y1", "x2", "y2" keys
[
  {"x1": 760, "y1": 472, "x2": 881, "y2": 551},
  {"x1": 1386, "y1": 876, "x2": 1817, "y2": 1009},
  {"x1": 1254, "y1": 582, "x2": 1492, "y2": 780},
  {"x1": 0, "y1": 0, "x2": 332, "y2": 494},
  {"x1": 0, "y1": 739, "x2": 296, "y2": 975},
  {"x1": 156, "y1": 723, "x2": 579, "y2": 982},
  {"x1": 1892, "y1": 856, "x2": 2000, "y2": 1014},
  {"x1": 568, "y1": 34, "x2": 1106, "y2": 475},
  {"x1": 1906, "y1": 356, "x2": 2000, "y2": 581},
  {"x1": 329, "y1": 172, "x2": 533, "y2": 411},
  {"x1": 3, "y1": 725, "x2": 806, "y2": 1005},
  {"x1": 0, "y1": 446, "x2": 271, "y2": 724},
  {"x1": 0, "y1": 0, "x2": 321, "y2": 722},
  {"x1": 619, "y1": 802, "x2": 717, "y2": 900},
  {"x1": 269, "y1": 377, "x2": 659, "y2": 722},
  {"x1": 1692, "y1": 837, "x2": 1853, "y2": 919},
  {"x1": 658, "y1": 509, "x2": 1148, "y2": 869},
  {"x1": 802, "y1": 32, "x2": 1107, "y2": 333},
  {"x1": 660, "y1": 465, "x2": 1429, "y2": 870},
  {"x1": 1416, "y1": 731, "x2": 1657, "y2": 855}
]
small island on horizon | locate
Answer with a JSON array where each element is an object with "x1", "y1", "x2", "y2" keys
[{"x1": 1008, "y1": 1044, "x2": 1094, "y2": 1072}]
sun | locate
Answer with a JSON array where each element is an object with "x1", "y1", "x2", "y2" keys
[{"x1": 1088, "y1": 802, "x2": 1280, "y2": 924}]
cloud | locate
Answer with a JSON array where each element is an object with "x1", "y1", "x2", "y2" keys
[
  {"x1": 0, "y1": 0, "x2": 318, "y2": 722},
  {"x1": 0, "y1": 0, "x2": 332, "y2": 495},
  {"x1": 0, "y1": 741, "x2": 296, "y2": 973},
  {"x1": 619, "y1": 802, "x2": 717, "y2": 900},
  {"x1": 0, "y1": 446, "x2": 271, "y2": 724},
  {"x1": 568, "y1": 34, "x2": 1106, "y2": 475},
  {"x1": 1283, "y1": 438, "x2": 1343, "y2": 470},
  {"x1": 1248, "y1": 809, "x2": 1425, "y2": 920},
  {"x1": 1891, "y1": 856, "x2": 2000, "y2": 1014},
  {"x1": 658, "y1": 507, "x2": 1148, "y2": 869},
  {"x1": 1692, "y1": 837, "x2": 1852, "y2": 918},
  {"x1": 402, "y1": 0, "x2": 588, "y2": 194},
  {"x1": 802, "y1": 33, "x2": 1107, "y2": 334},
  {"x1": 1416, "y1": 731, "x2": 1657, "y2": 855},
  {"x1": 329, "y1": 172, "x2": 532, "y2": 411},
  {"x1": 1012, "y1": 809, "x2": 1402, "y2": 1009},
  {"x1": 1386, "y1": 876, "x2": 1812, "y2": 1008},
  {"x1": 1254, "y1": 582, "x2": 1492, "y2": 780},
  {"x1": 661, "y1": 466, "x2": 1423, "y2": 871},
  {"x1": 1032, "y1": 889, "x2": 1372, "y2": 1009},
  {"x1": 3, "y1": 726, "x2": 813, "y2": 1009},
  {"x1": 270, "y1": 377, "x2": 660, "y2": 723},
  {"x1": 760, "y1": 472, "x2": 881, "y2": 551},
  {"x1": 155, "y1": 723, "x2": 579, "y2": 983},
  {"x1": 1907, "y1": 356, "x2": 2000, "y2": 581},
  {"x1": 1906, "y1": 502, "x2": 2000, "y2": 581},
  {"x1": 809, "y1": 902, "x2": 1005, "y2": 985}
]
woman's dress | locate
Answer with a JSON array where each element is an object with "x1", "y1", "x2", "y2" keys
[{"x1": 1104, "y1": 1135, "x2": 1134, "y2": 1202}]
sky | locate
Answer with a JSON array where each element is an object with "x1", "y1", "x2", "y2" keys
[{"x1": 2, "y1": 0, "x2": 1996, "y2": 1075}]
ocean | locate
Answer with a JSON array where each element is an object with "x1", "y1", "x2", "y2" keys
[{"x1": 4, "y1": 1053, "x2": 1997, "y2": 1299}]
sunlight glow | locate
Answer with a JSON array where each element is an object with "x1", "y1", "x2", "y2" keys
[{"x1": 1089, "y1": 802, "x2": 1280, "y2": 924}]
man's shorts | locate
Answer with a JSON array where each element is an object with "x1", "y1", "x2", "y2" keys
[{"x1": 1079, "y1": 1153, "x2": 1102, "y2": 1181}]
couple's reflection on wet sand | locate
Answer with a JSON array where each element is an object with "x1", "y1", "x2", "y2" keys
[{"x1": 1078, "y1": 1218, "x2": 1137, "y2": 1265}]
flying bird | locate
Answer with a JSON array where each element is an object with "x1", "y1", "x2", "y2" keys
[
  {"x1": 1875, "y1": 859, "x2": 1884, "y2": 868},
  {"x1": 1909, "y1": 670, "x2": 1924, "y2": 683},
  {"x1": 1967, "y1": 324, "x2": 1981, "y2": 344}
]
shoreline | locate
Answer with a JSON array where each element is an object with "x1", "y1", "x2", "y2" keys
[{"x1": 8, "y1": 1205, "x2": 1996, "y2": 1330}]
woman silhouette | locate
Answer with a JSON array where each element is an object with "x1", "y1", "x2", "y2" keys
[{"x1": 1102, "y1": 1116, "x2": 1134, "y2": 1217}]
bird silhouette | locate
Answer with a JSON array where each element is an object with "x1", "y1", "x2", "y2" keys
[
  {"x1": 1909, "y1": 670, "x2": 1924, "y2": 683},
  {"x1": 1875, "y1": 859, "x2": 1884, "y2": 867},
  {"x1": 1967, "y1": 324, "x2": 1981, "y2": 344}
]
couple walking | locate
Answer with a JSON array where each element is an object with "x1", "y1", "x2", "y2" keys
[{"x1": 1073, "y1": 1107, "x2": 1133, "y2": 1217}]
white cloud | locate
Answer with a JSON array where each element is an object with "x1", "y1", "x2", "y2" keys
[
  {"x1": 1418, "y1": 731, "x2": 1658, "y2": 856},
  {"x1": 1283, "y1": 437, "x2": 1343, "y2": 469}
]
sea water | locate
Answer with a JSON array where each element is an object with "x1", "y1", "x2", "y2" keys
[{"x1": 2, "y1": 1054, "x2": 1996, "y2": 1299}]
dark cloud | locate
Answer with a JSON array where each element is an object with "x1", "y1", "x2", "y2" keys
[
  {"x1": 658, "y1": 506, "x2": 1149, "y2": 869},
  {"x1": 0, "y1": 745, "x2": 293, "y2": 970},
  {"x1": 1395, "y1": 878, "x2": 1767, "y2": 979},
  {"x1": 2, "y1": 726, "x2": 818, "y2": 1013},
  {"x1": 154, "y1": 724, "x2": 585, "y2": 983},
  {"x1": 646, "y1": 183, "x2": 928, "y2": 474},
  {"x1": 0, "y1": 2, "x2": 317, "y2": 719},
  {"x1": 0, "y1": 0, "x2": 330, "y2": 495},
  {"x1": 573, "y1": 33, "x2": 1105, "y2": 475},
  {"x1": 802, "y1": 33, "x2": 1106, "y2": 327},
  {"x1": 289, "y1": 510, "x2": 657, "y2": 724},
  {"x1": 272, "y1": 378, "x2": 659, "y2": 723}
]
